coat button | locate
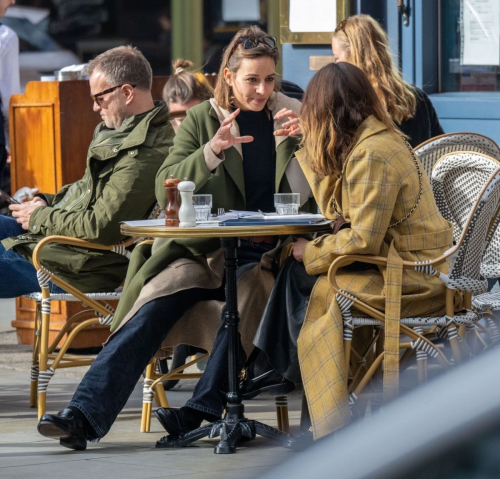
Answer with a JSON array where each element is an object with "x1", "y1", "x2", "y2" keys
[{"x1": 113, "y1": 148, "x2": 119, "y2": 153}]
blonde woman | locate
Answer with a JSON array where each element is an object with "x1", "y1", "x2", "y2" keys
[
  {"x1": 331, "y1": 14, "x2": 443, "y2": 147},
  {"x1": 163, "y1": 59, "x2": 214, "y2": 131}
]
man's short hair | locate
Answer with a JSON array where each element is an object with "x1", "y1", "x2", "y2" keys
[{"x1": 87, "y1": 46, "x2": 153, "y2": 91}]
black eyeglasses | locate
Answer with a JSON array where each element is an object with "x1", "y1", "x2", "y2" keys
[
  {"x1": 91, "y1": 84, "x2": 136, "y2": 106},
  {"x1": 229, "y1": 35, "x2": 277, "y2": 57}
]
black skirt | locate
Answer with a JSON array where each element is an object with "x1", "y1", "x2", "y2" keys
[{"x1": 253, "y1": 257, "x2": 318, "y2": 383}]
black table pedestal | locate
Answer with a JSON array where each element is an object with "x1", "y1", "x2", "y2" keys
[{"x1": 160, "y1": 237, "x2": 291, "y2": 454}]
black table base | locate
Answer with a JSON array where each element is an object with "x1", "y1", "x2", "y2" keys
[{"x1": 159, "y1": 237, "x2": 291, "y2": 454}]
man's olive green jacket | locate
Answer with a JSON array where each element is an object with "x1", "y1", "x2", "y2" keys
[{"x1": 2, "y1": 101, "x2": 174, "y2": 293}]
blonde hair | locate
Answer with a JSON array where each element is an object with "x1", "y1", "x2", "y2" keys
[
  {"x1": 163, "y1": 59, "x2": 214, "y2": 106},
  {"x1": 301, "y1": 62, "x2": 400, "y2": 177},
  {"x1": 214, "y1": 25, "x2": 280, "y2": 110},
  {"x1": 332, "y1": 14, "x2": 416, "y2": 123}
]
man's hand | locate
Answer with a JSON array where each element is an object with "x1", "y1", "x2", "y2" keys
[
  {"x1": 292, "y1": 237, "x2": 310, "y2": 263},
  {"x1": 9, "y1": 197, "x2": 47, "y2": 230}
]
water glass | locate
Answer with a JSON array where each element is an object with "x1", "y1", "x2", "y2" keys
[
  {"x1": 274, "y1": 193, "x2": 300, "y2": 215},
  {"x1": 193, "y1": 194, "x2": 212, "y2": 221}
]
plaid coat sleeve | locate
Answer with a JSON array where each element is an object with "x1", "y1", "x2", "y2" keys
[{"x1": 300, "y1": 145, "x2": 402, "y2": 275}]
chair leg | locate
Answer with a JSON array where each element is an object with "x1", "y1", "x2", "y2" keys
[
  {"x1": 30, "y1": 300, "x2": 41, "y2": 408},
  {"x1": 344, "y1": 339, "x2": 352, "y2": 381},
  {"x1": 446, "y1": 289, "x2": 462, "y2": 364},
  {"x1": 155, "y1": 382, "x2": 169, "y2": 408},
  {"x1": 38, "y1": 289, "x2": 53, "y2": 419},
  {"x1": 141, "y1": 362, "x2": 155, "y2": 432},
  {"x1": 275, "y1": 395, "x2": 289, "y2": 433},
  {"x1": 414, "y1": 327, "x2": 428, "y2": 384}
]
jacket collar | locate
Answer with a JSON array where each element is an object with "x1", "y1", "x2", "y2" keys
[
  {"x1": 90, "y1": 101, "x2": 169, "y2": 161},
  {"x1": 348, "y1": 116, "x2": 388, "y2": 155}
]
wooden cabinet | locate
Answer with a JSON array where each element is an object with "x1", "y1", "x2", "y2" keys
[{"x1": 9, "y1": 77, "x2": 168, "y2": 347}]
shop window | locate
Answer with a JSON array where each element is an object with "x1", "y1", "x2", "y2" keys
[{"x1": 441, "y1": 0, "x2": 500, "y2": 92}]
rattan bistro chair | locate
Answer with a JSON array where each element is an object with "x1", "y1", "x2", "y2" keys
[
  {"x1": 414, "y1": 132, "x2": 500, "y2": 179},
  {"x1": 431, "y1": 152, "x2": 500, "y2": 342},
  {"x1": 25, "y1": 205, "x2": 179, "y2": 425},
  {"x1": 27, "y1": 235, "x2": 140, "y2": 419},
  {"x1": 328, "y1": 166, "x2": 500, "y2": 408}
]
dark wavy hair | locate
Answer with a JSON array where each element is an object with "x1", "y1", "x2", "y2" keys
[{"x1": 301, "y1": 62, "x2": 400, "y2": 177}]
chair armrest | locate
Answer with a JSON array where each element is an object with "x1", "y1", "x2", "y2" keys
[
  {"x1": 32, "y1": 235, "x2": 135, "y2": 270},
  {"x1": 136, "y1": 239, "x2": 154, "y2": 247},
  {"x1": 327, "y1": 250, "x2": 453, "y2": 297}
]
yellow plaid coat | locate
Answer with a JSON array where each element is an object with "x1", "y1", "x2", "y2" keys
[{"x1": 297, "y1": 116, "x2": 455, "y2": 439}]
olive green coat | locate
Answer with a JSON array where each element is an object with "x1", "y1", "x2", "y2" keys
[
  {"x1": 111, "y1": 93, "x2": 316, "y2": 332},
  {"x1": 2, "y1": 102, "x2": 174, "y2": 293}
]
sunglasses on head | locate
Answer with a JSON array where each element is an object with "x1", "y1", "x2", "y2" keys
[
  {"x1": 229, "y1": 35, "x2": 277, "y2": 57},
  {"x1": 335, "y1": 18, "x2": 348, "y2": 35}
]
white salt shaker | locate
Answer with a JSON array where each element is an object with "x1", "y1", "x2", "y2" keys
[{"x1": 178, "y1": 180, "x2": 196, "y2": 227}]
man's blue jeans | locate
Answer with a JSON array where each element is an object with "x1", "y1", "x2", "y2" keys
[
  {"x1": 69, "y1": 286, "x2": 226, "y2": 438},
  {"x1": 0, "y1": 215, "x2": 63, "y2": 297}
]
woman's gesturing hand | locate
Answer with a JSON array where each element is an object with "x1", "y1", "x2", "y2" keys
[
  {"x1": 209, "y1": 108, "x2": 254, "y2": 156},
  {"x1": 274, "y1": 108, "x2": 302, "y2": 137}
]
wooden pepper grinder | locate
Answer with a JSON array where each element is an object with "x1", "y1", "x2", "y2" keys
[
  {"x1": 178, "y1": 179, "x2": 196, "y2": 227},
  {"x1": 164, "y1": 176, "x2": 181, "y2": 226}
]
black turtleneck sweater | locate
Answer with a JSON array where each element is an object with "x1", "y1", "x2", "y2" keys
[{"x1": 237, "y1": 109, "x2": 276, "y2": 213}]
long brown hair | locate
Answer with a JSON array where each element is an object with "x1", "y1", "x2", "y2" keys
[
  {"x1": 214, "y1": 25, "x2": 280, "y2": 110},
  {"x1": 301, "y1": 62, "x2": 399, "y2": 177},
  {"x1": 163, "y1": 59, "x2": 213, "y2": 105},
  {"x1": 332, "y1": 14, "x2": 416, "y2": 123}
]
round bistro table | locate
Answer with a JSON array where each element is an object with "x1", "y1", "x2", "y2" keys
[{"x1": 120, "y1": 221, "x2": 331, "y2": 454}]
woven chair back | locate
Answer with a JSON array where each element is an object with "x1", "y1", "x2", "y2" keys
[
  {"x1": 432, "y1": 159, "x2": 500, "y2": 293},
  {"x1": 415, "y1": 132, "x2": 500, "y2": 179},
  {"x1": 431, "y1": 152, "x2": 500, "y2": 242},
  {"x1": 432, "y1": 152, "x2": 500, "y2": 279}
]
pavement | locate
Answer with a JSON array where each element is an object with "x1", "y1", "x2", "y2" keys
[{"x1": 0, "y1": 298, "x2": 301, "y2": 479}]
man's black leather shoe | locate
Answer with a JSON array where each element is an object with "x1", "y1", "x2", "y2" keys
[
  {"x1": 240, "y1": 370, "x2": 295, "y2": 400},
  {"x1": 37, "y1": 408, "x2": 87, "y2": 451}
]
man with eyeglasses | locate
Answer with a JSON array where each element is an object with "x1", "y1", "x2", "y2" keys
[{"x1": 0, "y1": 45, "x2": 173, "y2": 303}]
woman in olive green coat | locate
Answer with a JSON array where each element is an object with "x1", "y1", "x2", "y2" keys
[{"x1": 36, "y1": 25, "x2": 314, "y2": 449}]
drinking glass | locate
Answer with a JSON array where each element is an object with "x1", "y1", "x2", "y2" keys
[
  {"x1": 274, "y1": 193, "x2": 300, "y2": 215},
  {"x1": 193, "y1": 194, "x2": 212, "y2": 221}
]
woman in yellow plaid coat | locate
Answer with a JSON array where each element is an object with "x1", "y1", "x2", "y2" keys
[{"x1": 291, "y1": 63, "x2": 454, "y2": 439}]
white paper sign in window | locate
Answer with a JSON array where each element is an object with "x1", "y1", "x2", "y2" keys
[
  {"x1": 289, "y1": 0, "x2": 337, "y2": 33},
  {"x1": 461, "y1": 0, "x2": 500, "y2": 66}
]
